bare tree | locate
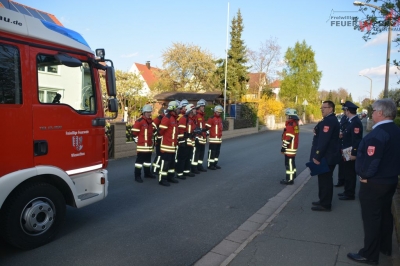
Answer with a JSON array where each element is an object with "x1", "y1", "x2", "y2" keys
[{"x1": 247, "y1": 37, "x2": 281, "y2": 99}]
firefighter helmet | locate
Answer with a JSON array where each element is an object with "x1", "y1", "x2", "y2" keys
[
  {"x1": 285, "y1": 108, "x2": 297, "y2": 116},
  {"x1": 214, "y1": 105, "x2": 224, "y2": 113},
  {"x1": 179, "y1": 99, "x2": 189, "y2": 108},
  {"x1": 196, "y1": 99, "x2": 206, "y2": 107},
  {"x1": 167, "y1": 101, "x2": 178, "y2": 111},
  {"x1": 142, "y1": 104, "x2": 153, "y2": 113},
  {"x1": 185, "y1": 104, "x2": 196, "y2": 114}
]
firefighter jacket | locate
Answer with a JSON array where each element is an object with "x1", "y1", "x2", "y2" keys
[
  {"x1": 195, "y1": 110, "x2": 207, "y2": 144},
  {"x1": 152, "y1": 114, "x2": 164, "y2": 145},
  {"x1": 281, "y1": 118, "x2": 299, "y2": 157},
  {"x1": 178, "y1": 114, "x2": 197, "y2": 146},
  {"x1": 159, "y1": 112, "x2": 178, "y2": 153},
  {"x1": 341, "y1": 115, "x2": 363, "y2": 156},
  {"x1": 310, "y1": 113, "x2": 341, "y2": 165},
  {"x1": 206, "y1": 114, "x2": 223, "y2": 144},
  {"x1": 355, "y1": 122, "x2": 400, "y2": 184},
  {"x1": 132, "y1": 115, "x2": 153, "y2": 153}
]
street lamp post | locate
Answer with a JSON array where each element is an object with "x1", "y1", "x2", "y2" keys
[
  {"x1": 359, "y1": 74, "x2": 372, "y2": 100},
  {"x1": 353, "y1": 1, "x2": 391, "y2": 98}
]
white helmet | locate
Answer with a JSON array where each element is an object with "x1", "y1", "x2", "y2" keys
[
  {"x1": 179, "y1": 99, "x2": 189, "y2": 108},
  {"x1": 196, "y1": 99, "x2": 206, "y2": 108},
  {"x1": 185, "y1": 104, "x2": 196, "y2": 114},
  {"x1": 142, "y1": 104, "x2": 153, "y2": 113},
  {"x1": 214, "y1": 105, "x2": 224, "y2": 113},
  {"x1": 285, "y1": 108, "x2": 297, "y2": 116},
  {"x1": 167, "y1": 101, "x2": 178, "y2": 111}
]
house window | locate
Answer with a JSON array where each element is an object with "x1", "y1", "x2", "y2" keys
[{"x1": 0, "y1": 44, "x2": 22, "y2": 104}]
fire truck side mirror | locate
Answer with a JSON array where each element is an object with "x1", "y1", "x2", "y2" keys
[
  {"x1": 107, "y1": 98, "x2": 118, "y2": 119},
  {"x1": 105, "y1": 66, "x2": 116, "y2": 97}
]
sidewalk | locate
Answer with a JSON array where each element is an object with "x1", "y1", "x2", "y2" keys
[{"x1": 195, "y1": 169, "x2": 400, "y2": 266}]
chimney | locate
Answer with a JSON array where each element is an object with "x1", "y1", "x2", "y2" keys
[{"x1": 146, "y1": 61, "x2": 150, "y2": 69}]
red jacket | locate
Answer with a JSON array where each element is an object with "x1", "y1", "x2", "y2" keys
[
  {"x1": 159, "y1": 112, "x2": 178, "y2": 153},
  {"x1": 132, "y1": 115, "x2": 153, "y2": 152},
  {"x1": 281, "y1": 118, "x2": 299, "y2": 157},
  {"x1": 152, "y1": 114, "x2": 164, "y2": 145},
  {"x1": 195, "y1": 110, "x2": 207, "y2": 144},
  {"x1": 206, "y1": 114, "x2": 223, "y2": 144},
  {"x1": 178, "y1": 114, "x2": 197, "y2": 146}
]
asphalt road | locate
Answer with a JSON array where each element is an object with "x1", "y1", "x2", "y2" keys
[{"x1": 0, "y1": 124, "x2": 315, "y2": 266}]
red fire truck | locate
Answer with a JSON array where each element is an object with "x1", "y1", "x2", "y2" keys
[{"x1": 0, "y1": 7, "x2": 118, "y2": 249}]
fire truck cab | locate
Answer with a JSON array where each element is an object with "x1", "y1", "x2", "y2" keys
[{"x1": 0, "y1": 7, "x2": 117, "y2": 249}]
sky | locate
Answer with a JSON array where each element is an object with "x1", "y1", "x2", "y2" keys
[{"x1": 12, "y1": 0, "x2": 400, "y2": 102}]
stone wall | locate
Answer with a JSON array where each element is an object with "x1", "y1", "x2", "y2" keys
[{"x1": 111, "y1": 122, "x2": 137, "y2": 159}]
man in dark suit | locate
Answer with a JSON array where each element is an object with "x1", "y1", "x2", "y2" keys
[
  {"x1": 347, "y1": 99, "x2": 400, "y2": 265},
  {"x1": 310, "y1": 100, "x2": 341, "y2": 212},
  {"x1": 338, "y1": 101, "x2": 363, "y2": 200}
]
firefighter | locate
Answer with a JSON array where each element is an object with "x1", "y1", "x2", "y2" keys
[
  {"x1": 151, "y1": 108, "x2": 166, "y2": 175},
  {"x1": 175, "y1": 99, "x2": 188, "y2": 163},
  {"x1": 176, "y1": 104, "x2": 198, "y2": 179},
  {"x1": 193, "y1": 99, "x2": 208, "y2": 172},
  {"x1": 337, "y1": 101, "x2": 363, "y2": 200},
  {"x1": 132, "y1": 104, "x2": 155, "y2": 183},
  {"x1": 280, "y1": 108, "x2": 300, "y2": 185},
  {"x1": 206, "y1": 105, "x2": 223, "y2": 170},
  {"x1": 158, "y1": 101, "x2": 179, "y2": 186}
]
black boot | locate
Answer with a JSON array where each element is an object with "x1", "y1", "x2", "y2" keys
[
  {"x1": 215, "y1": 164, "x2": 221, "y2": 169},
  {"x1": 135, "y1": 176, "x2": 143, "y2": 183},
  {"x1": 176, "y1": 174, "x2": 186, "y2": 180},
  {"x1": 159, "y1": 179, "x2": 170, "y2": 186},
  {"x1": 167, "y1": 176, "x2": 179, "y2": 183},
  {"x1": 191, "y1": 166, "x2": 200, "y2": 174},
  {"x1": 280, "y1": 179, "x2": 293, "y2": 185},
  {"x1": 198, "y1": 165, "x2": 207, "y2": 172},
  {"x1": 334, "y1": 180, "x2": 344, "y2": 187},
  {"x1": 144, "y1": 172, "x2": 156, "y2": 179}
]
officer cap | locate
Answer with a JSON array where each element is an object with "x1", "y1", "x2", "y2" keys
[{"x1": 342, "y1": 101, "x2": 358, "y2": 111}]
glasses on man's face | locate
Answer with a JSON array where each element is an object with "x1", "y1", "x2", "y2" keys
[
  {"x1": 320, "y1": 106, "x2": 331, "y2": 109},
  {"x1": 372, "y1": 109, "x2": 378, "y2": 114}
]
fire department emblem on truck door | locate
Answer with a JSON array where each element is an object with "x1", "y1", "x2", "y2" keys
[{"x1": 72, "y1": 136, "x2": 83, "y2": 151}]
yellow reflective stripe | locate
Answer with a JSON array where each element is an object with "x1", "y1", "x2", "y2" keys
[
  {"x1": 159, "y1": 125, "x2": 168, "y2": 129},
  {"x1": 178, "y1": 125, "x2": 186, "y2": 128},
  {"x1": 205, "y1": 123, "x2": 211, "y2": 127},
  {"x1": 132, "y1": 129, "x2": 140, "y2": 132}
]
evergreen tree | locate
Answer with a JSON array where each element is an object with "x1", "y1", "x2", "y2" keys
[
  {"x1": 215, "y1": 9, "x2": 249, "y2": 102},
  {"x1": 328, "y1": 90, "x2": 333, "y2": 101},
  {"x1": 280, "y1": 40, "x2": 322, "y2": 104}
]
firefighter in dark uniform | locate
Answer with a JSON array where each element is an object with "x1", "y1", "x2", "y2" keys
[
  {"x1": 132, "y1": 104, "x2": 155, "y2": 183},
  {"x1": 347, "y1": 99, "x2": 400, "y2": 265},
  {"x1": 280, "y1": 108, "x2": 300, "y2": 185},
  {"x1": 335, "y1": 112, "x2": 348, "y2": 187},
  {"x1": 338, "y1": 101, "x2": 363, "y2": 200},
  {"x1": 310, "y1": 101, "x2": 341, "y2": 212}
]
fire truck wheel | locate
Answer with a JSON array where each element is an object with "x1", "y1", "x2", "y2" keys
[{"x1": 0, "y1": 182, "x2": 66, "y2": 250}]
